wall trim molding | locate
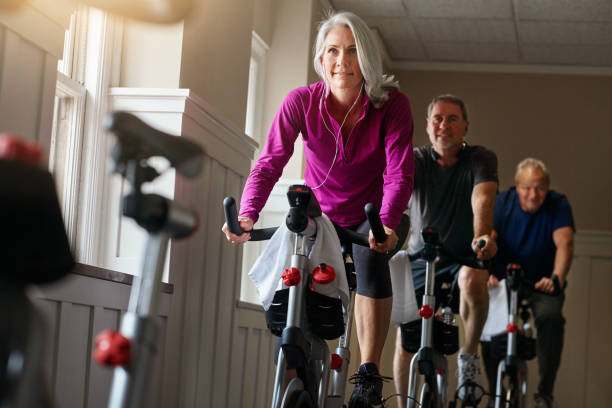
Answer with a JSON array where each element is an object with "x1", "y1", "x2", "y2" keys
[
  {"x1": 109, "y1": 87, "x2": 258, "y2": 177},
  {"x1": 575, "y1": 230, "x2": 612, "y2": 258},
  {"x1": 389, "y1": 61, "x2": 612, "y2": 77}
]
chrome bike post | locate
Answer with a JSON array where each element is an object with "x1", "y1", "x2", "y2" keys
[
  {"x1": 494, "y1": 361, "x2": 506, "y2": 408},
  {"x1": 407, "y1": 354, "x2": 419, "y2": 408},
  {"x1": 331, "y1": 289, "x2": 355, "y2": 397},
  {"x1": 507, "y1": 289, "x2": 518, "y2": 358},
  {"x1": 271, "y1": 349, "x2": 287, "y2": 408},
  {"x1": 108, "y1": 233, "x2": 169, "y2": 408},
  {"x1": 286, "y1": 235, "x2": 308, "y2": 328},
  {"x1": 436, "y1": 357, "x2": 448, "y2": 406},
  {"x1": 421, "y1": 260, "x2": 436, "y2": 348}
]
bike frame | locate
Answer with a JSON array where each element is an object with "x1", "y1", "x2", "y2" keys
[
  {"x1": 407, "y1": 230, "x2": 448, "y2": 408},
  {"x1": 271, "y1": 223, "x2": 357, "y2": 408},
  {"x1": 494, "y1": 266, "x2": 528, "y2": 408},
  {"x1": 225, "y1": 186, "x2": 383, "y2": 408}
]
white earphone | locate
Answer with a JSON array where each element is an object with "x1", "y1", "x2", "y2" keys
[{"x1": 312, "y1": 84, "x2": 363, "y2": 190}]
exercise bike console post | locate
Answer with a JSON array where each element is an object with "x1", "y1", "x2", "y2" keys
[
  {"x1": 92, "y1": 112, "x2": 204, "y2": 408},
  {"x1": 224, "y1": 185, "x2": 386, "y2": 408},
  {"x1": 406, "y1": 227, "x2": 488, "y2": 408}
]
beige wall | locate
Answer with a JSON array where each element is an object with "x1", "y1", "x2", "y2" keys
[
  {"x1": 179, "y1": 0, "x2": 254, "y2": 129},
  {"x1": 260, "y1": 0, "x2": 317, "y2": 179},
  {"x1": 393, "y1": 70, "x2": 612, "y2": 231},
  {"x1": 120, "y1": 20, "x2": 183, "y2": 88},
  {"x1": 252, "y1": 0, "x2": 272, "y2": 46}
]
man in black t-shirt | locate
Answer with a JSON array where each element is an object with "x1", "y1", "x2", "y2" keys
[{"x1": 392, "y1": 95, "x2": 498, "y2": 407}]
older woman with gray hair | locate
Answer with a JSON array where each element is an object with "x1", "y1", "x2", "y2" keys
[{"x1": 222, "y1": 10, "x2": 415, "y2": 407}]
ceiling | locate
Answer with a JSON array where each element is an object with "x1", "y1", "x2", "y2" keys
[{"x1": 325, "y1": 0, "x2": 612, "y2": 74}]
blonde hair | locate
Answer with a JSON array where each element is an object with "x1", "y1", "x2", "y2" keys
[
  {"x1": 515, "y1": 158, "x2": 550, "y2": 185},
  {"x1": 313, "y1": 11, "x2": 398, "y2": 108}
]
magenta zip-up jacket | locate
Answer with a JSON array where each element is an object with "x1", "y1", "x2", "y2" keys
[{"x1": 240, "y1": 81, "x2": 414, "y2": 230}]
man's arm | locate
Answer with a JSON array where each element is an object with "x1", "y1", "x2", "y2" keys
[
  {"x1": 471, "y1": 181, "x2": 498, "y2": 259},
  {"x1": 552, "y1": 226, "x2": 574, "y2": 287}
]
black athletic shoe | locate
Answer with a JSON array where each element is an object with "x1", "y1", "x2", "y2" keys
[{"x1": 348, "y1": 362, "x2": 390, "y2": 408}]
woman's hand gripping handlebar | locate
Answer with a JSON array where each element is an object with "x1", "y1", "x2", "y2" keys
[
  {"x1": 365, "y1": 203, "x2": 397, "y2": 254},
  {"x1": 222, "y1": 197, "x2": 277, "y2": 243}
]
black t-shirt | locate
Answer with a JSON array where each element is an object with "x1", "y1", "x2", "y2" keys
[{"x1": 407, "y1": 144, "x2": 498, "y2": 265}]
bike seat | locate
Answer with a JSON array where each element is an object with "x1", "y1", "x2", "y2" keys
[{"x1": 106, "y1": 111, "x2": 204, "y2": 179}]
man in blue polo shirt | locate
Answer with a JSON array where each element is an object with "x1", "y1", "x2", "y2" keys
[{"x1": 487, "y1": 158, "x2": 574, "y2": 408}]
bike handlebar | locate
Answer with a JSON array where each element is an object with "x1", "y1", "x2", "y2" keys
[
  {"x1": 505, "y1": 263, "x2": 562, "y2": 296},
  {"x1": 364, "y1": 203, "x2": 386, "y2": 243},
  {"x1": 223, "y1": 195, "x2": 387, "y2": 247},
  {"x1": 223, "y1": 197, "x2": 277, "y2": 241},
  {"x1": 408, "y1": 238, "x2": 490, "y2": 270}
]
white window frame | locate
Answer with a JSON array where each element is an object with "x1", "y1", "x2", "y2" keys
[
  {"x1": 244, "y1": 31, "x2": 269, "y2": 147},
  {"x1": 240, "y1": 31, "x2": 270, "y2": 304},
  {"x1": 49, "y1": 71, "x2": 86, "y2": 248},
  {"x1": 53, "y1": 6, "x2": 124, "y2": 267}
]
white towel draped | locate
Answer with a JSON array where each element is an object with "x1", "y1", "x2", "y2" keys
[
  {"x1": 388, "y1": 249, "x2": 420, "y2": 325},
  {"x1": 480, "y1": 278, "x2": 509, "y2": 341},
  {"x1": 248, "y1": 214, "x2": 349, "y2": 311}
]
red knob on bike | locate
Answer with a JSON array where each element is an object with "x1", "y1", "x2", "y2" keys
[
  {"x1": 331, "y1": 353, "x2": 343, "y2": 371},
  {"x1": 419, "y1": 305, "x2": 434, "y2": 319},
  {"x1": 93, "y1": 329, "x2": 131, "y2": 367},
  {"x1": 282, "y1": 267, "x2": 301, "y2": 286},
  {"x1": 506, "y1": 323, "x2": 518, "y2": 333},
  {"x1": 0, "y1": 133, "x2": 41, "y2": 166},
  {"x1": 312, "y1": 263, "x2": 335, "y2": 284}
]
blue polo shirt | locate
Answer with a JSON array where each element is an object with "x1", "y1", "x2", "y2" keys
[{"x1": 493, "y1": 187, "x2": 574, "y2": 283}]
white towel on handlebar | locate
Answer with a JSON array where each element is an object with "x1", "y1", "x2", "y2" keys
[
  {"x1": 248, "y1": 214, "x2": 349, "y2": 311},
  {"x1": 480, "y1": 278, "x2": 509, "y2": 341},
  {"x1": 388, "y1": 250, "x2": 420, "y2": 325}
]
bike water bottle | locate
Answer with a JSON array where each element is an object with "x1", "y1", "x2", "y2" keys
[
  {"x1": 440, "y1": 306, "x2": 455, "y2": 325},
  {"x1": 522, "y1": 321, "x2": 533, "y2": 338},
  {"x1": 312, "y1": 263, "x2": 337, "y2": 297}
]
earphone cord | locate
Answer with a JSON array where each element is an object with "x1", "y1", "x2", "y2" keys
[{"x1": 312, "y1": 87, "x2": 362, "y2": 190}]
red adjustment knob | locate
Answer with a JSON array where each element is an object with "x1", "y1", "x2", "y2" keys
[
  {"x1": 93, "y1": 329, "x2": 131, "y2": 367},
  {"x1": 0, "y1": 133, "x2": 41, "y2": 166},
  {"x1": 331, "y1": 353, "x2": 343, "y2": 371},
  {"x1": 419, "y1": 305, "x2": 434, "y2": 319},
  {"x1": 436, "y1": 369, "x2": 445, "y2": 375},
  {"x1": 506, "y1": 323, "x2": 518, "y2": 333},
  {"x1": 312, "y1": 263, "x2": 336, "y2": 284},
  {"x1": 282, "y1": 267, "x2": 301, "y2": 286}
]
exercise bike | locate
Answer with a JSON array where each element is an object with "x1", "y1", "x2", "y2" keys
[
  {"x1": 487, "y1": 264, "x2": 560, "y2": 408},
  {"x1": 92, "y1": 111, "x2": 204, "y2": 408},
  {"x1": 402, "y1": 227, "x2": 488, "y2": 408},
  {"x1": 224, "y1": 184, "x2": 387, "y2": 408}
]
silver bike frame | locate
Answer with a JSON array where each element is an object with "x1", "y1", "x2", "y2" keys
[
  {"x1": 494, "y1": 282, "x2": 528, "y2": 408},
  {"x1": 107, "y1": 202, "x2": 197, "y2": 408},
  {"x1": 407, "y1": 259, "x2": 448, "y2": 408},
  {"x1": 270, "y1": 219, "x2": 355, "y2": 408}
]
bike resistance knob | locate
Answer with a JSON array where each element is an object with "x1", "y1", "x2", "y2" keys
[
  {"x1": 93, "y1": 329, "x2": 131, "y2": 367},
  {"x1": 282, "y1": 267, "x2": 301, "y2": 286}
]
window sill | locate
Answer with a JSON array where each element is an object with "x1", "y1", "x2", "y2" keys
[{"x1": 73, "y1": 263, "x2": 174, "y2": 294}]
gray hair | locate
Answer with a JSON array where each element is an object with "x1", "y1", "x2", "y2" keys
[
  {"x1": 427, "y1": 94, "x2": 469, "y2": 121},
  {"x1": 313, "y1": 11, "x2": 399, "y2": 108},
  {"x1": 515, "y1": 157, "x2": 551, "y2": 185}
]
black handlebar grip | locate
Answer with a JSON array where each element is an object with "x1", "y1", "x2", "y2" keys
[
  {"x1": 365, "y1": 203, "x2": 386, "y2": 243},
  {"x1": 223, "y1": 197, "x2": 243, "y2": 235},
  {"x1": 477, "y1": 239, "x2": 486, "y2": 249}
]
